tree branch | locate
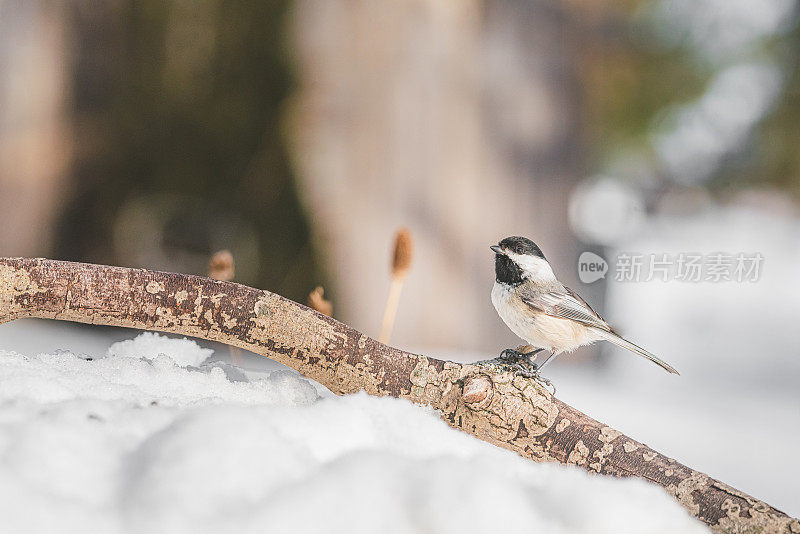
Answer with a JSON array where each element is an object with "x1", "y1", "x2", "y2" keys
[{"x1": 0, "y1": 258, "x2": 796, "y2": 533}]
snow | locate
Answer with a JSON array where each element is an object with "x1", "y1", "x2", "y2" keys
[
  {"x1": 0, "y1": 332, "x2": 705, "y2": 534},
  {"x1": 106, "y1": 332, "x2": 214, "y2": 367}
]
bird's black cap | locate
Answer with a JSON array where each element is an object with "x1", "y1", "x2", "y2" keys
[{"x1": 496, "y1": 236, "x2": 546, "y2": 259}]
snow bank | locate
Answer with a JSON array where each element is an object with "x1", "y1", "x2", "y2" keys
[
  {"x1": 0, "y1": 334, "x2": 704, "y2": 534},
  {"x1": 106, "y1": 332, "x2": 214, "y2": 367}
]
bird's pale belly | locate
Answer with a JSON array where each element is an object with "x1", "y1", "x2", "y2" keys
[{"x1": 491, "y1": 282, "x2": 597, "y2": 352}]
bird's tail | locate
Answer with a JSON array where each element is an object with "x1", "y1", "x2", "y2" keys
[{"x1": 594, "y1": 330, "x2": 679, "y2": 375}]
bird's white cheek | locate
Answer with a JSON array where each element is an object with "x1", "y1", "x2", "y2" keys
[{"x1": 506, "y1": 253, "x2": 556, "y2": 283}]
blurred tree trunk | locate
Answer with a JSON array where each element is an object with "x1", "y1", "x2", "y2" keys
[
  {"x1": 52, "y1": 0, "x2": 322, "y2": 301},
  {"x1": 0, "y1": 1, "x2": 71, "y2": 257},
  {"x1": 289, "y1": 0, "x2": 598, "y2": 355}
]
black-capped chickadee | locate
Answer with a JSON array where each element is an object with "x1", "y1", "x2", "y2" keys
[{"x1": 491, "y1": 236, "x2": 679, "y2": 377}]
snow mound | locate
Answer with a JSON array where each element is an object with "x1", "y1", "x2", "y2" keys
[
  {"x1": 0, "y1": 350, "x2": 318, "y2": 407},
  {"x1": 107, "y1": 332, "x2": 213, "y2": 367},
  {"x1": 0, "y1": 343, "x2": 705, "y2": 534}
]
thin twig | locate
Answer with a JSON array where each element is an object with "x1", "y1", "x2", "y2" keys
[{"x1": 378, "y1": 228, "x2": 413, "y2": 343}]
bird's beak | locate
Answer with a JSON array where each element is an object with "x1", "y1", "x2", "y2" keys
[{"x1": 490, "y1": 245, "x2": 505, "y2": 255}]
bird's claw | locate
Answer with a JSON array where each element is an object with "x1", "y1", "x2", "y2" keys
[
  {"x1": 500, "y1": 345, "x2": 542, "y2": 362},
  {"x1": 478, "y1": 348, "x2": 556, "y2": 394},
  {"x1": 514, "y1": 364, "x2": 556, "y2": 394},
  {"x1": 514, "y1": 364, "x2": 539, "y2": 378},
  {"x1": 532, "y1": 373, "x2": 556, "y2": 395},
  {"x1": 500, "y1": 348, "x2": 521, "y2": 361}
]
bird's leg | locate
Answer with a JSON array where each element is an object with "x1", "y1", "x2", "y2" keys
[{"x1": 533, "y1": 350, "x2": 559, "y2": 371}]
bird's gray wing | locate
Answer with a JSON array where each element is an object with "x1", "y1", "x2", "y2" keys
[
  {"x1": 523, "y1": 284, "x2": 678, "y2": 374},
  {"x1": 521, "y1": 285, "x2": 614, "y2": 333}
]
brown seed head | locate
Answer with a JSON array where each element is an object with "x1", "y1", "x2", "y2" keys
[
  {"x1": 208, "y1": 250, "x2": 235, "y2": 281},
  {"x1": 307, "y1": 286, "x2": 333, "y2": 317},
  {"x1": 391, "y1": 227, "x2": 413, "y2": 280}
]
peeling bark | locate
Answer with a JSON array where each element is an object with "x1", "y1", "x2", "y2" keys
[{"x1": 0, "y1": 258, "x2": 797, "y2": 533}]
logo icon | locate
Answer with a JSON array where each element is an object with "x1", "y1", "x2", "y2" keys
[{"x1": 578, "y1": 251, "x2": 608, "y2": 284}]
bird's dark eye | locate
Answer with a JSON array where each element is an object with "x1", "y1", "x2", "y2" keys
[{"x1": 516, "y1": 246, "x2": 523, "y2": 254}]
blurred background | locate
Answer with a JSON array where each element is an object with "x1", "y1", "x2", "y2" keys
[{"x1": 1, "y1": 0, "x2": 799, "y2": 517}]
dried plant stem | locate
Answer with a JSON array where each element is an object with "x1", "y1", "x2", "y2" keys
[
  {"x1": 378, "y1": 277, "x2": 404, "y2": 344},
  {"x1": 0, "y1": 258, "x2": 796, "y2": 534}
]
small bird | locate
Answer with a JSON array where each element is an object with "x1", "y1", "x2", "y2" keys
[{"x1": 490, "y1": 236, "x2": 679, "y2": 378}]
